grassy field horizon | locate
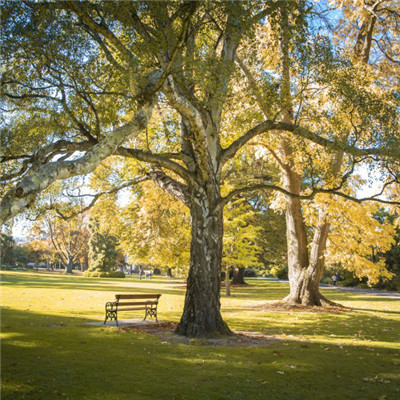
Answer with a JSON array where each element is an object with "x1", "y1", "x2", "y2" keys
[{"x1": 1, "y1": 270, "x2": 399, "y2": 400}]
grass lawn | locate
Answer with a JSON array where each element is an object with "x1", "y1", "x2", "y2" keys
[{"x1": 1, "y1": 271, "x2": 400, "y2": 400}]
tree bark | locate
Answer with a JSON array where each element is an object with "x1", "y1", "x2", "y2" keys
[
  {"x1": 65, "y1": 256, "x2": 73, "y2": 274},
  {"x1": 225, "y1": 266, "x2": 231, "y2": 296},
  {"x1": 166, "y1": 267, "x2": 173, "y2": 278},
  {"x1": 231, "y1": 266, "x2": 246, "y2": 285},
  {"x1": 284, "y1": 209, "x2": 327, "y2": 306},
  {"x1": 175, "y1": 186, "x2": 231, "y2": 337},
  {"x1": 283, "y1": 220, "x2": 336, "y2": 307}
]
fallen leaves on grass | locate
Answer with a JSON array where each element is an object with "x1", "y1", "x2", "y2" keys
[
  {"x1": 361, "y1": 376, "x2": 391, "y2": 384},
  {"x1": 122, "y1": 321, "x2": 280, "y2": 347}
]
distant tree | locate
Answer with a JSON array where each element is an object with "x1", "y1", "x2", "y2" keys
[
  {"x1": 0, "y1": 233, "x2": 15, "y2": 265},
  {"x1": 12, "y1": 244, "x2": 32, "y2": 265},
  {"x1": 24, "y1": 239, "x2": 53, "y2": 266},
  {"x1": 384, "y1": 230, "x2": 400, "y2": 273},
  {"x1": 250, "y1": 192, "x2": 287, "y2": 269},
  {"x1": 33, "y1": 211, "x2": 90, "y2": 273},
  {"x1": 85, "y1": 218, "x2": 122, "y2": 277},
  {"x1": 223, "y1": 197, "x2": 262, "y2": 288},
  {"x1": 373, "y1": 210, "x2": 400, "y2": 290}
]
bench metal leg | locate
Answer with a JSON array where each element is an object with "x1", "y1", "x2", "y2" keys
[
  {"x1": 144, "y1": 307, "x2": 158, "y2": 322},
  {"x1": 104, "y1": 308, "x2": 118, "y2": 326}
]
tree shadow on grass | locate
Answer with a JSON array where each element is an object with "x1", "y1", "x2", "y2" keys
[
  {"x1": 2, "y1": 307, "x2": 400, "y2": 400},
  {"x1": 347, "y1": 307, "x2": 400, "y2": 316}
]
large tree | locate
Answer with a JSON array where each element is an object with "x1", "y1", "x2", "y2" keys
[
  {"x1": 276, "y1": 0, "x2": 400, "y2": 305},
  {"x1": 232, "y1": 1, "x2": 400, "y2": 305},
  {"x1": 1, "y1": 1, "x2": 400, "y2": 335}
]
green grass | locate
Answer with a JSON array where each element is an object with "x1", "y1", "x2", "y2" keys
[{"x1": 1, "y1": 271, "x2": 400, "y2": 400}]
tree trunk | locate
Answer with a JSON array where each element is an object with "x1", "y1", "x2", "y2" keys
[
  {"x1": 307, "y1": 218, "x2": 337, "y2": 306},
  {"x1": 284, "y1": 195, "x2": 322, "y2": 306},
  {"x1": 175, "y1": 188, "x2": 231, "y2": 337},
  {"x1": 299, "y1": 151, "x2": 346, "y2": 306},
  {"x1": 283, "y1": 199, "x2": 319, "y2": 305},
  {"x1": 166, "y1": 267, "x2": 173, "y2": 278},
  {"x1": 65, "y1": 257, "x2": 73, "y2": 274},
  {"x1": 231, "y1": 266, "x2": 246, "y2": 285},
  {"x1": 225, "y1": 266, "x2": 231, "y2": 296},
  {"x1": 280, "y1": 158, "x2": 321, "y2": 305},
  {"x1": 283, "y1": 201, "x2": 336, "y2": 306}
]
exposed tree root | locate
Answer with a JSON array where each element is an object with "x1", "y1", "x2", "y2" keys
[
  {"x1": 319, "y1": 293, "x2": 344, "y2": 308},
  {"x1": 260, "y1": 300, "x2": 348, "y2": 313},
  {"x1": 281, "y1": 291, "x2": 345, "y2": 308}
]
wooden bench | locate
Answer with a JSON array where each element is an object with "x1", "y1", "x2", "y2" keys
[{"x1": 104, "y1": 294, "x2": 161, "y2": 327}]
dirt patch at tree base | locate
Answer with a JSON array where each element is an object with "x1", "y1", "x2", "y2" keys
[
  {"x1": 255, "y1": 300, "x2": 349, "y2": 313},
  {"x1": 122, "y1": 321, "x2": 280, "y2": 347}
]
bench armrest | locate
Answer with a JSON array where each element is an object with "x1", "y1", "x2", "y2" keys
[{"x1": 105, "y1": 301, "x2": 118, "y2": 311}]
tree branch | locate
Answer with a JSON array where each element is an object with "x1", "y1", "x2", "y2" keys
[
  {"x1": 65, "y1": 1, "x2": 136, "y2": 67},
  {"x1": 1, "y1": 140, "x2": 93, "y2": 182},
  {"x1": 0, "y1": 70, "x2": 164, "y2": 224},
  {"x1": 221, "y1": 120, "x2": 275, "y2": 164},
  {"x1": 219, "y1": 180, "x2": 400, "y2": 209},
  {"x1": 221, "y1": 119, "x2": 400, "y2": 165},
  {"x1": 53, "y1": 177, "x2": 149, "y2": 220},
  {"x1": 147, "y1": 169, "x2": 191, "y2": 207},
  {"x1": 117, "y1": 147, "x2": 193, "y2": 182}
]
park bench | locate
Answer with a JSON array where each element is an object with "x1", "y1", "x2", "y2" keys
[{"x1": 104, "y1": 294, "x2": 161, "y2": 327}]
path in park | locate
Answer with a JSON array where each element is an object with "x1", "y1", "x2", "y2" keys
[{"x1": 257, "y1": 278, "x2": 400, "y2": 299}]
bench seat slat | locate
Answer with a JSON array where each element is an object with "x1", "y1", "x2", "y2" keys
[
  {"x1": 116, "y1": 307, "x2": 153, "y2": 311},
  {"x1": 117, "y1": 301, "x2": 158, "y2": 307}
]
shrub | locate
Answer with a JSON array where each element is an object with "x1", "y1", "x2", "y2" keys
[
  {"x1": 320, "y1": 276, "x2": 331, "y2": 284},
  {"x1": 269, "y1": 264, "x2": 288, "y2": 280},
  {"x1": 373, "y1": 276, "x2": 400, "y2": 291},
  {"x1": 83, "y1": 270, "x2": 125, "y2": 278},
  {"x1": 244, "y1": 267, "x2": 256, "y2": 277}
]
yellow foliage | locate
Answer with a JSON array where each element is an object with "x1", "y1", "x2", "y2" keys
[{"x1": 305, "y1": 194, "x2": 395, "y2": 284}]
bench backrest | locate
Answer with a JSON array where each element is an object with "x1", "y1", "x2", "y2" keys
[
  {"x1": 114, "y1": 294, "x2": 161, "y2": 308},
  {"x1": 115, "y1": 294, "x2": 161, "y2": 300}
]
